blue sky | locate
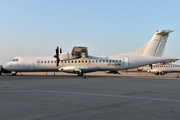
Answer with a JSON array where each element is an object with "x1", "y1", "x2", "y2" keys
[{"x1": 0, "y1": 0, "x2": 180, "y2": 64}]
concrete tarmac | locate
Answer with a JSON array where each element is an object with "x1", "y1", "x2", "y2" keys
[{"x1": 0, "y1": 72, "x2": 180, "y2": 120}]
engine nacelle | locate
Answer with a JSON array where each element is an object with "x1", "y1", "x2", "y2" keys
[
  {"x1": 59, "y1": 66, "x2": 99, "y2": 74},
  {"x1": 59, "y1": 66, "x2": 75, "y2": 73}
]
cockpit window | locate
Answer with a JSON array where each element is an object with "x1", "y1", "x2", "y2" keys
[{"x1": 11, "y1": 58, "x2": 19, "y2": 62}]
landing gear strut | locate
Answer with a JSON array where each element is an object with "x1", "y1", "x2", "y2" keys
[
  {"x1": 77, "y1": 72, "x2": 86, "y2": 78},
  {"x1": 77, "y1": 72, "x2": 83, "y2": 76}
]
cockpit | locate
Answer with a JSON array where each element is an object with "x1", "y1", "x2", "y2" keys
[{"x1": 11, "y1": 58, "x2": 19, "y2": 62}]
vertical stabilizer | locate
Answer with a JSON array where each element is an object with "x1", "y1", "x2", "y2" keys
[{"x1": 123, "y1": 30, "x2": 173, "y2": 56}]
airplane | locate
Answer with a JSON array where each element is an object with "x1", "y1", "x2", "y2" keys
[
  {"x1": 1, "y1": 51, "x2": 172, "y2": 76},
  {"x1": 125, "y1": 62, "x2": 180, "y2": 77},
  {"x1": 1, "y1": 30, "x2": 174, "y2": 76},
  {"x1": 147, "y1": 63, "x2": 180, "y2": 76}
]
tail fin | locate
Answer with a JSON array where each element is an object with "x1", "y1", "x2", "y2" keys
[{"x1": 123, "y1": 30, "x2": 173, "y2": 56}]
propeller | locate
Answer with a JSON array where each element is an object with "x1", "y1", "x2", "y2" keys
[{"x1": 54, "y1": 46, "x2": 61, "y2": 67}]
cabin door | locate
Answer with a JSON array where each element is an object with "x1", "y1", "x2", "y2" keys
[{"x1": 124, "y1": 56, "x2": 129, "y2": 68}]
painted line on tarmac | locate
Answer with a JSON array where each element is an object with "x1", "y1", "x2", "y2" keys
[{"x1": 1, "y1": 89, "x2": 180, "y2": 103}]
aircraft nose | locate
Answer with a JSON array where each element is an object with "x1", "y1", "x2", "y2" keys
[{"x1": 3, "y1": 63, "x2": 9, "y2": 70}]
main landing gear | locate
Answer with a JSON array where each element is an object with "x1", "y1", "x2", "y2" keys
[{"x1": 77, "y1": 71, "x2": 86, "y2": 78}]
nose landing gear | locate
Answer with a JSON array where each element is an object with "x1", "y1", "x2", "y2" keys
[{"x1": 11, "y1": 71, "x2": 17, "y2": 76}]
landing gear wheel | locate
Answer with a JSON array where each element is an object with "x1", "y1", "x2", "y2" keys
[
  {"x1": 11, "y1": 71, "x2": 17, "y2": 76},
  {"x1": 77, "y1": 72, "x2": 83, "y2": 76},
  {"x1": 155, "y1": 72, "x2": 159, "y2": 75}
]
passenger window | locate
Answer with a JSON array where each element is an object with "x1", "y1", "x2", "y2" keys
[
  {"x1": 89, "y1": 60, "x2": 91, "y2": 63},
  {"x1": 92, "y1": 60, "x2": 94, "y2": 63},
  {"x1": 79, "y1": 60, "x2": 81, "y2": 63},
  {"x1": 109, "y1": 60, "x2": 111, "y2": 62},
  {"x1": 71, "y1": 61, "x2": 73, "y2": 63},
  {"x1": 99, "y1": 60, "x2": 101, "y2": 62},
  {"x1": 54, "y1": 61, "x2": 56, "y2": 63},
  {"x1": 106, "y1": 60, "x2": 108, "y2": 62},
  {"x1": 48, "y1": 61, "x2": 50, "y2": 63},
  {"x1": 75, "y1": 61, "x2": 77, "y2": 63},
  {"x1": 82, "y1": 60, "x2": 84, "y2": 63},
  {"x1": 51, "y1": 61, "x2": 53, "y2": 63},
  {"x1": 41, "y1": 61, "x2": 43, "y2": 63},
  {"x1": 44, "y1": 61, "x2": 46, "y2": 63},
  {"x1": 85, "y1": 60, "x2": 87, "y2": 63}
]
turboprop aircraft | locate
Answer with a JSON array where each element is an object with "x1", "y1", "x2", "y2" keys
[
  {"x1": 1, "y1": 30, "x2": 173, "y2": 76},
  {"x1": 138, "y1": 62, "x2": 180, "y2": 76},
  {"x1": 1, "y1": 50, "x2": 172, "y2": 76},
  {"x1": 149, "y1": 63, "x2": 180, "y2": 75}
]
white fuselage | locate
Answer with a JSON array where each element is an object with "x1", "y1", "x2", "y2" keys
[{"x1": 2, "y1": 55, "x2": 171, "y2": 74}]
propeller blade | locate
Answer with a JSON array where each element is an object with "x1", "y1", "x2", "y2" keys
[
  {"x1": 54, "y1": 46, "x2": 60, "y2": 67},
  {"x1": 150, "y1": 64, "x2": 153, "y2": 70},
  {"x1": 57, "y1": 57, "x2": 60, "y2": 67},
  {"x1": 56, "y1": 46, "x2": 59, "y2": 57}
]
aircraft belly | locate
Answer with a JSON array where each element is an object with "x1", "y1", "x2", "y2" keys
[{"x1": 80, "y1": 66, "x2": 99, "y2": 72}]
